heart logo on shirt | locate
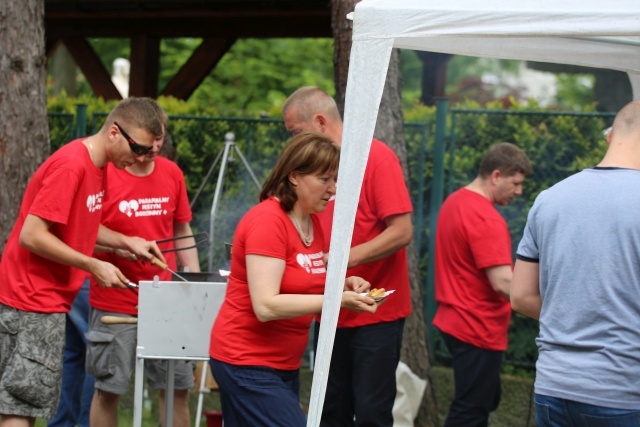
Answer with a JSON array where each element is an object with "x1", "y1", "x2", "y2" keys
[
  {"x1": 119, "y1": 200, "x2": 139, "y2": 217},
  {"x1": 296, "y1": 253, "x2": 312, "y2": 273}
]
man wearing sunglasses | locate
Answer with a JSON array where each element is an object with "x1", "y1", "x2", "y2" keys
[
  {"x1": 86, "y1": 100, "x2": 201, "y2": 427},
  {"x1": 0, "y1": 98, "x2": 167, "y2": 427}
]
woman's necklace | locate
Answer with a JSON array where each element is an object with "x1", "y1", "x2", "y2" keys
[{"x1": 288, "y1": 213, "x2": 314, "y2": 247}]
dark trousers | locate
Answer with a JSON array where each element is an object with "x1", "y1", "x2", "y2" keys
[
  {"x1": 316, "y1": 319, "x2": 405, "y2": 427},
  {"x1": 441, "y1": 331, "x2": 503, "y2": 427},
  {"x1": 209, "y1": 358, "x2": 306, "y2": 427},
  {"x1": 48, "y1": 278, "x2": 94, "y2": 427}
]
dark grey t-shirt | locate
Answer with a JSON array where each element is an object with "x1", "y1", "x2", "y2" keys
[{"x1": 517, "y1": 167, "x2": 640, "y2": 409}]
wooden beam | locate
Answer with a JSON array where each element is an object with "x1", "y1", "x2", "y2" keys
[
  {"x1": 44, "y1": 1, "x2": 332, "y2": 101},
  {"x1": 46, "y1": 38, "x2": 61, "y2": 59},
  {"x1": 161, "y1": 38, "x2": 236, "y2": 100},
  {"x1": 45, "y1": 9, "x2": 331, "y2": 39},
  {"x1": 46, "y1": 17, "x2": 331, "y2": 39},
  {"x1": 62, "y1": 37, "x2": 122, "y2": 100},
  {"x1": 129, "y1": 35, "x2": 160, "y2": 98}
]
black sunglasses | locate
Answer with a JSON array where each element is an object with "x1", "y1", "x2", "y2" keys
[{"x1": 114, "y1": 121, "x2": 154, "y2": 156}]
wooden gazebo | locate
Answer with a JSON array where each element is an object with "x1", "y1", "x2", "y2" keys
[{"x1": 44, "y1": 0, "x2": 332, "y2": 100}]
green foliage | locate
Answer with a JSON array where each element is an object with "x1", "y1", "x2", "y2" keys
[
  {"x1": 448, "y1": 57, "x2": 522, "y2": 88},
  {"x1": 403, "y1": 103, "x2": 438, "y2": 268},
  {"x1": 190, "y1": 38, "x2": 334, "y2": 115},
  {"x1": 555, "y1": 73, "x2": 597, "y2": 110},
  {"x1": 88, "y1": 38, "x2": 131, "y2": 75},
  {"x1": 440, "y1": 100, "x2": 613, "y2": 366},
  {"x1": 400, "y1": 98, "x2": 613, "y2": 368},
  {"x1": 52, "y1": 36, "x2": 603, "y2": 117},
  {"x1": 47, "y1": 93, "x2": 119, "y2": 151},
  {"x1": 47, "y1": 95, "x2": 614, "y2": 369},
  {"x1": 159, "y1": 38, "x2": 203, "y2": 92},
  {"x1": 433, "y1": 366, "x2": 536, "y2": 426},
  {"x1": 399, "y1": 49, "x2": 424, "y2": 108},
  {"x1": 165, "y1": 115, "x2": 290, "y2": 269},
  {"x1": 82, "y1": 38, "x2": 334, "y2": 115}
]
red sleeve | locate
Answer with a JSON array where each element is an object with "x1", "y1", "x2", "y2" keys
[
  {"x1": 30, "y1": 165, "x2": 82, "y2": 225},
  {"x1": 468, "y1": 217, "x2": 513, "y2": 270},
  {"x1": 364, "y1": 141, "x2": 413, "y2": 220},
  {"x1": 244, "y1": 212, "x2": 288, "y2": 260}
]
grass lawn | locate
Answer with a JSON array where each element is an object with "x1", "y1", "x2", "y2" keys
[{"x1": 35, "y1": 364, "x2": 536, "y2": 426}]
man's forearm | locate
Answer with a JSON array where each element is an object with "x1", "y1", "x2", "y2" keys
[{"x1": 348, "y1": 213, "x2": 412, "y2": 268}]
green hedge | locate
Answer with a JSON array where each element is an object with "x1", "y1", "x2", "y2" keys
[{"x1": 47, "y1": 95, "x2": 615, "y2": 369}]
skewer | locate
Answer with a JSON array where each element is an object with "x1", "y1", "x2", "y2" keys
[{"x1": 150, "y1": 256, "x2": 190, "y2": 283}]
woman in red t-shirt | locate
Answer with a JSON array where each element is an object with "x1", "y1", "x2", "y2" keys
[{"x1": 209, "y1": 132, "x2": 379, "y2": 427}]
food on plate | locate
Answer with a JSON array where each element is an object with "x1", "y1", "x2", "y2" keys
[{"x1": 366, "y1": 288, "x2": 386, "y2": 299}]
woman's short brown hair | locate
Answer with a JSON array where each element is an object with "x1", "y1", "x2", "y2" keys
[{"x1": 260, "y1": 132, "x2": 339, "y2": 212}]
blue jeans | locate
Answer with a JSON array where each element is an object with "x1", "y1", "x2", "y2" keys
[
  {"x1": 535, "y1": 394, "x2": 640, "y2": 427},
  {"x1": 47, "y1": 279, "x2": 94, "y2": 427}
]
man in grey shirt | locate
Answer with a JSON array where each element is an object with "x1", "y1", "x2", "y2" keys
[{"x1": 511, "y1": 100, "x2": 640, "y2": 426}]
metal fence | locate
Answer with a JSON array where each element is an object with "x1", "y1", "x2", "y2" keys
[
  {"x1": 48, "y1": 104, "x2": 615, "y2": 369},
  {"x1": 424, "y1": 102, "x2": 615, "y2": 368}
]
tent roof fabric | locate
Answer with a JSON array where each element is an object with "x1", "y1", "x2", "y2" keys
[
  {"x1": 353, "y1": 0, "x2": 640, "y2": 75},
  {"x1": 355, "y1": 0, "x2": 640, "y2": 38}
]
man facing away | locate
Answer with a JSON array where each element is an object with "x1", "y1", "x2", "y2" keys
[
  {"x1": 283, "y1": 86, "x2": 413, "y2": 426},
  {"x1": 433, "y1": 142, "x2": 532, "y2": 427},
  {"x1": 0, "y1": 97, "x2": 166, "y2": 427},
  {"x1": 86, "y1": 101, "x2": 200, "y2": 427},
  {"x1": 511, "y1": 101, "x2": 640, "y2": 426}
]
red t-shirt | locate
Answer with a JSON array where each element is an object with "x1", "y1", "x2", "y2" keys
[
  {"x1": 0, "y1": 139, "x2": 103, "y2": 313},
  {"x1": 89, "y1": 157, "x2": 192, "y2": 315},
  {"x1": 210, "y1": 198, "x2": 326, "y2": 370},
  {"x1": 318, "y1": 139, "x2": 413, "y2": 328},
  {"x1": 433, "y1": 188, "x2": 513, "y2": 351}
]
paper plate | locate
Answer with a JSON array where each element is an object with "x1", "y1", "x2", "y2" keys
[{"x1": 360, "y1": 289, "x2": 395, "y2": 302}]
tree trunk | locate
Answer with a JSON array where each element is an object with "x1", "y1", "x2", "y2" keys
[
  {"x1": 332, "y1": 1, "x2": 440, "y2": 425},
  {"x1": 0, "y1": 0, "x2": 50, "y2": 255},
  {"x1": 331, "y1": 0, "x2": 353, "y2": 119}
]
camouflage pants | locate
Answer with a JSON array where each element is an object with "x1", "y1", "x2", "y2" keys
[{"x1": 0, "y1": 303, "x2": 65, "y2": 419}]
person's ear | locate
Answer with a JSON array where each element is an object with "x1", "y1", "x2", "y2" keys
[
  {"x1": 106, "y1": 124, "x2": 119, "y2": 146},
  {"x1": 288, "y1": 171, "x2": 299, "y2": 188},
  {"x1": 490, "y1": 169, "x2": 502, "y2": 185},
  {"x1": 315, "y1": 114, "x2": 327, "y2": 133}
]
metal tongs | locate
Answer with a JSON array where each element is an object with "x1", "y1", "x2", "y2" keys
[
  {"x1": 155, "y1": 232, "x2": 209, "y2": 253},
  {"x1": 125, "y1": 256, "x2": 190, "y2": 284}
]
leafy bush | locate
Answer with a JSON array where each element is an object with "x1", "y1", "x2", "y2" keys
[{"x1": 47, "y1": 95, "x2": 615, "y2": 369}]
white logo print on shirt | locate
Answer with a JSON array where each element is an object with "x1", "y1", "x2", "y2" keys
[
  {"x1": 86, "y1": 191, "x2": 104, "y2": 213},
  {"x1": 119, "y1": 200, "x2": 139, "y2": 217},
  {"x1": 118, "y1": 197, "x2": 169, "y2": 218},
  {"x1": 296, "y1": 251, "x2": 326, "y2": 274}
]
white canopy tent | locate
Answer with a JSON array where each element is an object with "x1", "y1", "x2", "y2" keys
[{"x1": 309, "y1": 1, "x2": 640, "y2": 425}]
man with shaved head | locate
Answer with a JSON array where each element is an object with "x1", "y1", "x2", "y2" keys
[
  {"x1": 283, "y1": 86, "x2": 413, "y2": 426},
  {"x1": 511, "y1": 100, "x2": 640, "y2": 426}
]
